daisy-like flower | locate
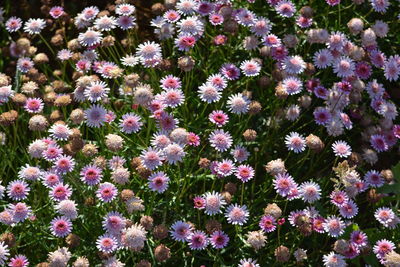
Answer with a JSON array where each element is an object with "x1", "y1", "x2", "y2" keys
[
  {"x1": 259, "y1": 215, "x2": 277, "y2": 232},
  {"x1": 24, "y1": 98, "x2": 44, "y2": 113},
  {"x1": 163, "y1": 143, "x2": 185, "y2": 164},
  {"x1": 119, "y1": 113, "x2": 142, "y2": 134},
  {"x1": 339, "y1": 200, "x2": 358, "y2": 219},
  {"x1": 176, "y1": 0, "x2": 198, "y2": 15},
  {"x1": 370, "y1": 134, "x2": 388, "y2": 152},
  {"x1": 151, "y1": 132, "x2": 171, "y2": 149},
  {"x1": 225, "y1": 204, "x2": 249, "y2": 225},
  {"x1": 164, "y1": 9, "x2": 181, "y2": 23},
  {"x1": 275, "y1": 0, "x2": 296, "y2": 17},
  {"x1": 231, "y1": 145, "x2": 250, "y2": 163},
  {"x1": 264, "y1": 34, "x2": 282, "y2": 47},
  {"x1": 170, "y1": 220, "x2": 193, "y2": 242},
  {"x1": 80, "y1": 164, "x2": 103, "y2": 186},
  {"x1": 57, "y1": 49, "x2": 73, "y2": 61},
  {"x1": 188, "y1": 231, "x2": 208, "y2": 250},
  {"x1": 102, "y1": 211, "x2": 126, "y2": 235},
  {"x1": 198, "y1": 83, "x2": 222, "y2": 103},
  {"x1": 322, "y1": 252, "x2": 346, "y2": 267},
  {"x1": 208, "y1": 110, "x2": 229, "y2": 127},
  {"x1": 207, "y1": 74, "x2": 227, "y2": 90},
  {"x1": 283, "y1": 55, "x2": 306, "y2": 74},
  {"x1": 251, "y1": 17, "x2": 271, "y2": 36},
  {"x1": 370, "y1": 0, "x2": 390, "y2": 13},
  {"x1": 240, "y1": 60, "x2": 261, "y2": 77},
  {"x1": 96, "y1": 234, "x2": 118, "y2": 253},
  {"x1": 364, "y1": 170, "x2": 384, "y2": 187},
  {"x1": 148, "y1": 171, "x2": 170, "y2": 193},
  {"x1": 333, "y1": 56, "x2": 355, "y2": 78},
  {"x1": 160, "y1": 75, "x2": 181, "y2": 91},
  {"x1": 5, "y1": 17, "x2": 22, "y2": 32},
  {"x1": 273, "y1": 172, "x2": 297, "y2": 197},
  {"x1": 203, "y1": 191, "x2": 226, "y2": 215},
  {"x1": 220, "y1": 63, "x2": 241, "y2": 80},
  {"x1": 235, "y1": 9, "x2": 256, "y2": 26},
  {"x1": 94, "y1": 15, "x2": 117, "y2": 31},
  {"x1": 300, "y1": 181, "x2": 321, "y2": 203},
  {"x1": 85, "y1": 104, "x2": 107, "y2": 128},
  {"x1": 209, "y1": 13, "x2": 224, "y2": 26},
  {"x1": 116, "y1": 3, "x2": 136, "y2": 15},
  {"x1": 18, "y1": 164, "x2": 41, "y2": 181},
  {"x1": 9, "y1": 202, "x2": 31, "y2": 222},
  {"x1": 23, "y1": 18, "x2": 46, "y2": 34},
  {"x1": 285, "y1": 132, "x2": 306, "y2": 153},
  {"x1": 49, "y1": 6, "x2": 64, "y2": 19},
  {"x1": 216, "y1": 159, "x2": 236, "y2": 177},
  {"x1": 17, "y1": 57, "x2": 34, "y2": 73},
  {"x1": 313, "y1": 49, "x2": 333, "y2": 69},
  {"x1": 117, "y1": 15, "x2": 136, "y2": 30},
  {"x1": 313, "y1": 107, "x2": 332, "y2": 125},
  {"x1": 55, "y1": 200, "x2": 78, "y2": 220},
  {"x1": 7, "y1": 180, "x2": 30, "y2": 201},
  {"x1": 136, "y1": 41, "x2": 162, "y2": 60},
  {"x1": 330, "y1": 190, "x2": 349, "y2": 207},
  {"x1": 161, "y1": 88, "x2": 185, "y2": 108},
  {"x1": 187, "y1": 132, "x2": 200, "y2": 146},
  {"x1": 140, "y1": 147, "x2": 164, "y2": 170},
  {"x1": 282, "y1": 77, "x2": 303, "y2": 95},
  {"x1": 238, "y1": 258, "x2": 260, "y2": 267},
  {"x1": 0, "y1": 242, "x2": 9, "y2": 266},
  {"x1": 235, "y1": 165, "x2": 255, "y2": 182},
  {"x1": 50, "y1": 183, "x2": 72, "y2": 201},
  {"x1": 373, "y1": 239, "x2": 395, "y2": 260},
  {"x1": 174, "y1": 35, "x2": 196, "y2": 51},
  {"x1": 121, "y1": 54, "x2": 139, "y2": 67},
  {"x1": 0, "y1": 85, "x2": 14, "y2": 102},
  {"x1": 332, "y1": 140, "x2": 352, "y2": 158},
  {"x1": 209, "y1": 230, "x2": 229, "y2": 249},
  {"x1": 50, "y1": 216, "x2": 72, "y2": 237},
  {"x1": 323, "y1": 216, "x2": 345, "y2": 237},
  {"x1": 177, "y1": 16, "x2": 204, "y2": 36},
  {"x1": 209, "y1": 129, "x2": 233, "y2": 152},
  {"x1": 227, "y1": 93, "x2": 250, "y2": 114},
  {"x1": 374, "y1": 207, "x2": 395, "y2": 227},
  {"x1": 84, "y1": 81, "x2": 110, "y2": 102},
  {"x1": 96, "y1": 182, "x2": 117, "y2": 203},
  {"x1": 49, "y1": 123, "x2": 72, "y2": 141},
  {"x1": 78, "y1": 28, "x2": 103, "y2": 47},
  {"x1": 350, "y1": 230, "x2": 368, "y2": 248},
  {"x1": 81, "y1": 6, "x2": 99, "y2": 20},
  {"x1": 8, "y1": 254, "x2": 29, "y2": 267},
  {"x1": 54, "y1": 155, "x2": 75, "y2": 174},
  {"x1": 327, "y1": 31, "x2": 346, "y2": 51}
]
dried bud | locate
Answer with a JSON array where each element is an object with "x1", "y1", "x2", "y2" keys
[
  {"x1": 66, "y1": 233, "x2": 80, "y2": 248},
  {"x1": 248, "y1": 101, "x2": 262, "y2": 115},
  {"x1": 205, "y1": 219, "x2": 222, "y2": 234},
  {"x1": 198, "y1": 158, "x2": 210, "y2": 169},
  {"x1": 178, "y1": 56, "x2": 195, "y2": 72},
  {"x1": 224, "y1": 183, "x2": 237, "y2": 195},
  {"x1": 264, "y1": 203, "x2": 282, "y2": 219},
  {"x1": 153, "y1": 224, "x2": 169, "y2": 240},
  {"x1": 305, "y1": 134, "x2": 325, "y2": 152},
  {"x1": 140, "y1": 215, "x2": 154, "y2": 230},
  {"x1": 154, "y1": 244, "x2": 170, "y2": 262},
  {"x1": 243, "y1": 129, "x2": 257, "y2": 141},
  {"x1": 0, "y1": 232, "x2": 15, "y2": 247},
  {"x1": 275, "y1": 245, "x2": 290, "y2": 262}
]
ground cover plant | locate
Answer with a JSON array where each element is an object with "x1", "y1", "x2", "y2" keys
[{"x1": 0, "y1": 0, "x2": 399, "y2": 266}]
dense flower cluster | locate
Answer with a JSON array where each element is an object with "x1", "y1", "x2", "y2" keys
[{"x1": 0, "y1": 0, "x2": 399, "y2": 266}]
